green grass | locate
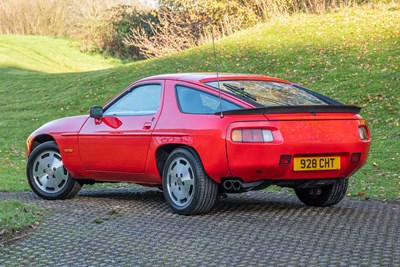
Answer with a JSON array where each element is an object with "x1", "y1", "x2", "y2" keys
[
  {"x1": 0, "y1": 200, "x2": 44, "y2": 238},
  {"x1": 0, "y1": 35, "x2": 120, "y2": 73},
  {"x1": 0, "y1": 3, "x2": 399, "y2": 200}
]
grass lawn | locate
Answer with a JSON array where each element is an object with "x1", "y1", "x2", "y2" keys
[
  {"x1": 0, "y1": 3, "x2": 399, "y2": 200},
  {"x1": 0, "y1": 200, "x2": 45, "y2": 240}
]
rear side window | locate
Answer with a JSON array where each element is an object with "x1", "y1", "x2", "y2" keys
[
  {"x1": 206, "y1": 81, "x2": 329, "y2": 106},
  {"x1": 176, "y1": 85, "x2": 242, "y2": 114},
  {"x1": 104, "y1": 84, "x2": 162, "y2": 116}
]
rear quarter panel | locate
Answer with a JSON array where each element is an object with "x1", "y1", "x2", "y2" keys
[{"x1": 151, "y1": 80, "x2": 257, "y2": 182}]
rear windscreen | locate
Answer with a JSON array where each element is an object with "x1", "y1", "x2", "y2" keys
[{"x1": 205, "y1": 81, "x2": 329, "y2": 107}]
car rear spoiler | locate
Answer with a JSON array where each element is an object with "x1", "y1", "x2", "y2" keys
[{"x1": 219, "y1": 105, "x2": 361, "y2": 115}]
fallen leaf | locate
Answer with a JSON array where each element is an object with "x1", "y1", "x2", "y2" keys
[{"x1": 93, "y1": 219, "x2": 103, "y2": 224}]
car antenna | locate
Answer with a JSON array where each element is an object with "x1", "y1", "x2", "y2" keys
[{"x1": 212, "y1": 27, "x2": 224, "y2": 118}]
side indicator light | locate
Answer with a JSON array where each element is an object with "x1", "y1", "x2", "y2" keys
[
  {"x1": 64, "y1": 149, "x2": 74, "y2": 153},
  {"x1": 350, "y1": 153, "x2": 361, "y2": 163},
  {"x1": 280, "y1": 155, "x2": 292, "y2": 166}
]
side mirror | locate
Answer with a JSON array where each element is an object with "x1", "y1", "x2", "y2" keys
[{"x1": 90, "y1": 106, "x2": 103, "y2": 119}]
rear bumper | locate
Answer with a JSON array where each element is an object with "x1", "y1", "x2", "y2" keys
[
  {"x1": 227, "y1": 144, "x2": 370, "y2": 182},
  {"x1": 226, "y1": 121, "x2": 371, "y2": 183}
]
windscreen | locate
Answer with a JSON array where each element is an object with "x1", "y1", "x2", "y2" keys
[{"x1": 205, "y1": 80, "x2": 328, "y2": 107}]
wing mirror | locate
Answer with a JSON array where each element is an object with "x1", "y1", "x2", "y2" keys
[{"x1": 90, "y1": 106, "x2": 103, "y2": 119}]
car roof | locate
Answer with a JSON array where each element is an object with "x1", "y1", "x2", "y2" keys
[{"x1": 138, "y1": 73, "x2": 291, "y2": 84}]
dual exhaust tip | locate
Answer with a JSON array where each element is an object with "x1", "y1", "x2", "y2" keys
[{"x1": 222, "y1": 180, "x2": 242, "y2": 191}]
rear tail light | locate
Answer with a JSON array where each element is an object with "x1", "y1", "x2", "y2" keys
[
  {"x1": 358, "y1": 119, "x2": 370, "y2": 141},
  {"x1": 358, "y1": 126, "x2": 369, "y2": 140},
  {"x1": 232, "y1": 129, "x2": 274, "y2": 143}
]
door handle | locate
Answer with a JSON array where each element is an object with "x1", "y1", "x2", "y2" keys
[{"x1": 143, "y1": 122, "x2": 152, "y2": 130}]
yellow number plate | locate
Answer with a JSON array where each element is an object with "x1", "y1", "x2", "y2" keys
[{"x1": 293, "y1": 156, "x2": 341, "y2": 171}]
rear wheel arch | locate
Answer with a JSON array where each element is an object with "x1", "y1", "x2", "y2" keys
[{"x1": 156, "y1": 144, "x2": 203, "y2": 178}]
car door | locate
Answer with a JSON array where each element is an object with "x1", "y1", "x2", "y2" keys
[{"x1": 78, "y1": 82, "x2": 163, "y2": 173}]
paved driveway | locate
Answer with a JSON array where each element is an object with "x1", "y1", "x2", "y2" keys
[{"x1": 0, "y1": 187, "x2": 399, "y2": 266}]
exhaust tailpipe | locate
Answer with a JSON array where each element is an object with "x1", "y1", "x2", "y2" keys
[
  {"x1": 223, "y1": 180, "x2": 267, "y2": 192},
  {"x1": 232, "y1": 181, "x2": 242, "y2": 190},
  {"x1": 223, "y1": 180, "x2": 233, "y2": 190},
  {"x1": 223, "y1": 180, "x2": 242, "y2": 191}
]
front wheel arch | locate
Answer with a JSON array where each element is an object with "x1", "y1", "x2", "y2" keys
[
  {"x1": 27, "y1": 141, "x2": 82, "y2": 200},
  {"x1": 29, "y1": 134, "x2": 56, "y2": 155}
]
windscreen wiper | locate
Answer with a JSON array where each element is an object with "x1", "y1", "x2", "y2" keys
[{"x1": 222, "y1": 83, "x2": 258, "y2": 102}]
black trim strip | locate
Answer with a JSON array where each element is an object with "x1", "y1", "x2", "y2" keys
[
  {"x1": 292, "y1": 84, "x2": 343, "y2": 105},
  {"x1": 217, "y1": 105, "x2": 361, "y2": 115}
]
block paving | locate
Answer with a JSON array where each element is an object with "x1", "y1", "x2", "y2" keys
[{"x1": 0, "y1": 187, "x2": 399, "y2": 266}]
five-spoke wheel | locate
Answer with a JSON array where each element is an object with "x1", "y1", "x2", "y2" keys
[
  {"x1": 27, "y1": 141, "x2": 82, "y2": 199},
  {"x1": 31, "y1": 150, "x2": 69, "y2": 194},
  {"x1": 166, "y1": 156, "x2": 195, "y2": 208},
  {"x1": 162, "y1": 148, "x2": 217, "y2": 215}
]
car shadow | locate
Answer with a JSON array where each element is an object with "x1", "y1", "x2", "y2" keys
[{"x1": 75, "y1": 187, "x2": 357, "y2": 216}]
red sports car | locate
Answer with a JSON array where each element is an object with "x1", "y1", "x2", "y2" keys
[{"x1": 26, "y1": 73, "x2": 371, "y2": 215}]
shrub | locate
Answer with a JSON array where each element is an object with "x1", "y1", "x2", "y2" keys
[
  {"x1": 124, "y1": 0, "x2": 259, "y2": 58},
  {"x1": 123, "y1": 0, "x2": 377, "y2": 59},
  {"x1": 0, "y1": 0, "x2": 150, "y2": 58},
  {"x1": 0, "y1": 0, "x2": 71, "y2": 36},
  {"x1": 75, "y1": 4, "x2": 154, "y2": 59},
  {"x1": 0, "y1": 0, "x2": 391, "y2": 59},
  {"x1": 78, "y1": 4, "x2": 190, "y2": 59}
]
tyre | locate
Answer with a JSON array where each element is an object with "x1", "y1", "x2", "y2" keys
[
  {"x1": 294, "y1": 179, "x2": 348, "y2": 207},
  {"x1": 162, "y1": 148, "x2": 218, "y2": 215},
  {"x1": 27, "y1": 141, "x2": 82, "y2": 200}
]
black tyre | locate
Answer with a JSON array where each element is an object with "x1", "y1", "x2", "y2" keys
[
  {"x1": 162, "y1": 148, "x2": 218, "y2": 215},
  {"x1": 294, "y1": 179, "x2": 348, "y2": 207},
  {"x1": 27, "y1": 141, "x2": 82, "y2": 200}
]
